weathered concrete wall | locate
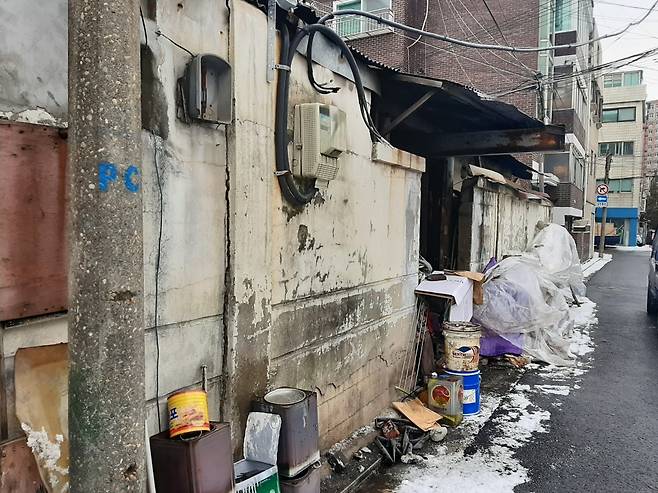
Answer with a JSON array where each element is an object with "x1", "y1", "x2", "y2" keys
[
  {"x1": 2, "y1": 0, "x2": 422, "y2": 452},
  {"x1": 226, "y1": 1, "x2": 423, "y2": 449},
  {"x1": 0, "y1": 0, "x2": 68, "y2": 126},
  {"x1": 0, "y1": 0, "x2": 230, "y2": 440},
  {"x1": 458, "y1": 178, "x2": 551, "y2": 272},
  {"x1": 139, "y1": 0, "x2": 230, "y2": 436}
]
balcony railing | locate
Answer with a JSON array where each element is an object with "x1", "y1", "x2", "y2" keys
[{"x1": 332, "y1": 8, "x2": 394, "y2": 39}]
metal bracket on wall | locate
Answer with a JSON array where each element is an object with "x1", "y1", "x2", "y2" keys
[{"x1": 266, "y1": 0, "x2": 276, "y2": 83}]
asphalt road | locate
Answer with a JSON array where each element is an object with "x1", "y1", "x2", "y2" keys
[{"x1": 517, "y1": 248, "x2": 658, "y2": 492}]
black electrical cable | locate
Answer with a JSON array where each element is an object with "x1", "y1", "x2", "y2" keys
[
  {"x1": 155, "y1": 30, "x2": 196, "y2": 57},
  {"x1": 295, "y1": 24, "x2": 384, "y2": 140},
  {"x1": 150, "y1": 131, "x2": 163, "y2": 432},
  {"x1": 275, "y1": 24, "x2": 314, "y2": 205},
  {"x1": 306, "y1": 32, "x2": 341, "y2": 94},
  {"x1": 275, "y1": 22, "x2": 386, "y2": 205},
  {"x1": 140, "y1": 7, "x2": 148, "y2": 47}
]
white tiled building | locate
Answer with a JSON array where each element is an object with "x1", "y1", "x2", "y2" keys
[{"x1": 596, "y1": 70, "x2": 647, "y2": 245}]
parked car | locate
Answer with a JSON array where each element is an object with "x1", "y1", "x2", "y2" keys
[{"x1": 648, "y1": 239, "x2": 658, "y2": 314}]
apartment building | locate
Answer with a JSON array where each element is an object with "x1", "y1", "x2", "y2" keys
[
  {"x1": 545, "y1": 5, "x2": 601, "y2": 260},
  {"x1": 645, "y1": 100, "x2": 658, "y2": 178},
  {"x1": 596, "y1": 70, "x2": 647, "y2": 246}
]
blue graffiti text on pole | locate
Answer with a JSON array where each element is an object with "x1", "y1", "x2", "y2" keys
[{"x1": 98, "y1": 161, "x2": 141, "y2": 192}]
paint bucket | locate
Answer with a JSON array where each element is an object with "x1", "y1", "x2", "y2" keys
[
  {"x1": 443, "y1": 321, "x2": 481, "y2": 372},
  {"x1": 445, "y1": 369, "x2": 481, "y2": 416},
  {"x1": 167, "y1": 389, "x2": 210, "y2": 438}
]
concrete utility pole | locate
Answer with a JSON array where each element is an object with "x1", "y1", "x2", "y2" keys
[
  {"x1": 68, "y1": 1, "x2": 145, "y2": 491},
  {"x1": 599, "y1": 153, "x2": 612, "y2": 258}
]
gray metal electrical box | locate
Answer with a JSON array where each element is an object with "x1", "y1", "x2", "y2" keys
[
  {"x1": 293, "y1": 103, "x2": 347, "y2": 186},
  {"x1": 183, "y1": 54, "x2": 232, "y2": 124}
]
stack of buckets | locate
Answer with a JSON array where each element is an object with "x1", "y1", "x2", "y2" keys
[{"x1": 442, "y1": 321, "x2": 482, "y2": 416}]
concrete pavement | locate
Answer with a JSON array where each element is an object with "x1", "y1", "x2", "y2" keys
[{"x1": 516, "y1": 248, "x2": 658, "y2": 492}]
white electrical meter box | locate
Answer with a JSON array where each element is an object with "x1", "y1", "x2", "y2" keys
[{"x1": 293, "y1": 103, "x2": 347, "y2": 184}]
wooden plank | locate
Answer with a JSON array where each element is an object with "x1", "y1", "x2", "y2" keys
[{"x1": 0, "y1": 122, "x2": 68, "y2": 321}]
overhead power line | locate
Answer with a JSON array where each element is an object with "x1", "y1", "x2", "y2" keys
[
  {"x1": 595, "y1": 0, "x2": 654, "y2": 11},
  {"x1": 492, "y1": 46, "x2": 658, "y2": 96},
  {"x1": 316, "y1": 0, "x2": 658, "y2": 53}
]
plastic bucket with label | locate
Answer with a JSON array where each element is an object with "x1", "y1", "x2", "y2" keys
[
  {"x1": 443, "y1": 322, "x2": 481, "y2": 372},
  {"x1": 444, "y1": 369, "x2": 481, "y2": 416}
]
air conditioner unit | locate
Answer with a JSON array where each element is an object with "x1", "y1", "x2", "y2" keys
[{"x1": 293, "y1": 103, "x2": 347, "y2": 186}]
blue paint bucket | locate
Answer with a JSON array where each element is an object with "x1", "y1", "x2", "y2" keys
[{"x1": 445, "y1": 369, "x2": 481, "y2": 416}]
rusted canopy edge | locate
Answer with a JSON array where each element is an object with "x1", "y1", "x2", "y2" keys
[{"x1": 426, "y1": 125, "x2": 566, "y2": 157}]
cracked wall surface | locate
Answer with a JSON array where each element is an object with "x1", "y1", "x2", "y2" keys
[
  {"x1": 2, "y1": 0, "x2": 423, "y2": 451},
  {"x1": 227, "y1": 1, "x2": 423, "y2": 449}
]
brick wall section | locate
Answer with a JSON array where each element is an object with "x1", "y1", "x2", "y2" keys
[
  {"x1": 314, "y1": 0, "x2": 541, "y2": 117},
  {"x1": 313, "y1": 0, "x2": 423, "y2": 70}
]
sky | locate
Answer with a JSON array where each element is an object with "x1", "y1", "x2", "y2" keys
[{"x1": 593, "y1": 0, "x2": 658, "y2": 101}]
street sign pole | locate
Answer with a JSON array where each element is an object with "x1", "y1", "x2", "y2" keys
[{"x1": 599, "y1": 153, "x2": 612, "y2": 258}]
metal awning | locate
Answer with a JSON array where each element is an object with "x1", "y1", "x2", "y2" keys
[
  {"x1": 480, "y1": 155, "x2": 536, "y2": 180},
  {"x1": 373, "y1": 72, "x2": 565, "y2": 159}
]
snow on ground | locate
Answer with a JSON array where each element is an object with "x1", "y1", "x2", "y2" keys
[
  {"x1": 393, "y1": 300, "x2": 597, "y2": 493},
  {"x1": 581, "y1": 254, "x2": 612, "y2": 280}
]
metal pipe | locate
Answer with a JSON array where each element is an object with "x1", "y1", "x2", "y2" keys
[
  {"x1": 68, "y1": 0, "x2": 145, "y2": 490},
  {"x1": 599, "y1": 154, "x2": 612, "y2": 258}
]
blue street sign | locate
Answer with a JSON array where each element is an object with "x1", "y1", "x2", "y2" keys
[{"x1": 596, "y1": 195, "x2": 608, "y2": 206}]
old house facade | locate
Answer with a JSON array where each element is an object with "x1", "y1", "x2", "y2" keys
[{"x1": 0, "y1": 2, "x2": 564, "y2": 474}]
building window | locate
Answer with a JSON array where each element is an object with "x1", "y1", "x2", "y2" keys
[
  {"x1": 604, "y1": 71, "x2": 642, "y2": 88},
  {"x1": 333, "y1": 0, "x2": 393, "y2": 38},
  {"x1": 599, "y1": 141, "x2": 634, "y2": 155},
  {"x1": 555, "y1": 0, "x2": 572, "y2": 31},
  {"x1": 597, "y1": 178, "x2": 633, "y2": 193},
  {"x1": 602, "y1": 107, "x2": 636, "y2": 123}
]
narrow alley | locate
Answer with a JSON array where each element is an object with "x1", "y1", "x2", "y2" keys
[
  {"x1": 362, "y1": 248, "x2": 658, "y2": 492},
  {"x1": 3, "y1": 0, "x2": 658, "y2": 492}
]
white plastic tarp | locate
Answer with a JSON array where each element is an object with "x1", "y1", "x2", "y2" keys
[
  {"x1": 473, "y1": 256, "x2": 577, "y2": 366},
  {"x1": 526, "y1": 223, "x2": 586, "y2": 296}
]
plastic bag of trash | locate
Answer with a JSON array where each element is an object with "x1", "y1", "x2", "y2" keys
[
  {"x1": 473, "y1": 256, "x2": 575, "y2": 366},
  {"x1": 526, "y1": 223, "x2": 585, "y2": 296}
]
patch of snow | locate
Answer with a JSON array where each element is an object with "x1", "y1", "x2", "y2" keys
[
  {"x1": 581, "y1": 254, "x2": 612, "y2": 280},
  {"x1": 21, "y1": 423, "x2": 68, "y2": 492},
  {"x1": 534, "y1": 384, "x2": 571, "y2": 396},
  {"x1": 391, "y1": 292, "x2": 598, "y2": 492},
  {"x1": 396, "y1": 386, "x2": 551, "y2": 493}
]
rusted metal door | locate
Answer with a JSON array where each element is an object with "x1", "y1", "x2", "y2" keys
[{"x1": 0, "y1": 122, "x2": 68, "y2": 321}]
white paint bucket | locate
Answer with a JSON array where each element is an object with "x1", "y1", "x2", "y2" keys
[{"x1": 443, "y1": 322, "x2": 481, "y2": 372}]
